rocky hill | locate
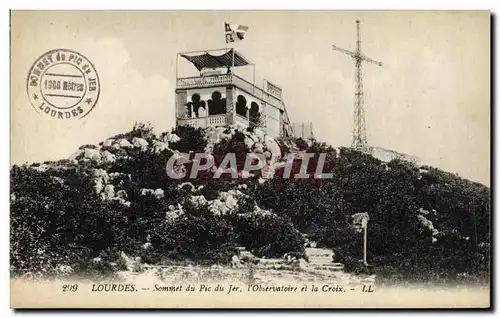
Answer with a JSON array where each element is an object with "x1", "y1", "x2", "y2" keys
[{"x1": 10, "y1": 122, "x2": 490, "y2": 285}]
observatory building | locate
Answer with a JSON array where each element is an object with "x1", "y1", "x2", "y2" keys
[{"x1": 175, "y1": 48, "x2": 294, "y2": 139}]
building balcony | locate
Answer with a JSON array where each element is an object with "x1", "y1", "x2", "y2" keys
[{"x1": 176, "y1": 73, "x2": 283, "y2": 107}]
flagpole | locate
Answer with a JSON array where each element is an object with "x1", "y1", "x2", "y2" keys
[{"x1": 232, "y1": 46, "x2": 235, "y2": 71}]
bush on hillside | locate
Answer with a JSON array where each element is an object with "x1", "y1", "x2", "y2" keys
[
  {"x1": 10, "y1": 165, "x2": 131, "y2": 277},
  {"x1": 149, "y1": 205, "x2": 237, "y2": 264},
  {"x1": 231, "y1": 212, "x2": 305, "y2": 258},
  {"x1": 167, "y1": 125, "x2": 207, "y2": 153}
]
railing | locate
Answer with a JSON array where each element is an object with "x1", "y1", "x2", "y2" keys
[
  {"x1": 208, "y1": 114, "x2": 227, "y2": 126},
  {"x1": 178, "y1": 113, "x2": 280, "y2": 137},
  {"x1": 178, "y1": 117, "x2": 205, "y2": 129},
  {"x1": 266, "y1": 81, "x2": 283, "y2": 100},
  {"x1": 178, "y1": 114, "x2": 227, "y2": 129},
  {"x1": 230, "y1": 76, "x2": 282, "y2": 106},
  {"x1": 176, "y1": 74, "x2": 283, "y2": 108},
  {"x1": 177, "y1": 74, "x2": 232, "y2": 89}
]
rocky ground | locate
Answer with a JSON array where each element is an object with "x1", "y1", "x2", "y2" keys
[{"x1": 116, "y1": 247, "x2": 376, "y2": 288}]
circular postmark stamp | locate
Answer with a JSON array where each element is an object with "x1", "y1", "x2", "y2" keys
[{"x1": 27, "y1": 49, "x2": 100, "y2": 119}]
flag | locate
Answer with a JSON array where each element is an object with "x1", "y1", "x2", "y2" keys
[{"x1": 225, "y1": 23, "x2": 249, "y2": 43}]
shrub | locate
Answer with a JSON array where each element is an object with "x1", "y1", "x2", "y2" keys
[
  {"x1": 212, "y1": 131, "x2": 250, "y2": 177},
  {"x1": 150, "y1": 206, "x2": 237, "y2": 264},
  {"x1": 232, "y1": 212, "x2": 305, "y2": 258},
  {"x1": 168, "y1": 125, "x2": 207, "y2": 153},
  {"x1": 111, "y1": 121, "x2": 156, "y2": 143},
  {"x1": 295, "y1": 138, "x2": 309, "y2": 150}
]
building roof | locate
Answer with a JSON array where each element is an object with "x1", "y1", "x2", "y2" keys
[{"x1": 180, "y1": 49, "x2": 251, "y2": 71}]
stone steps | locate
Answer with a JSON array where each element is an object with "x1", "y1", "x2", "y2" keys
[
  {"x1": 237, "y1": 246, "x2": 356, "y2": 277},
  {"x1": 305, "y1": 247, "x2": 347, "y2": 273}
]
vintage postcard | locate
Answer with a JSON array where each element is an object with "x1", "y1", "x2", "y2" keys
[{"x1": 10, "y1": 10, "x2": 491, "y2": 308}]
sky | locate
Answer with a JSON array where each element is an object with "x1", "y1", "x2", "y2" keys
[{"x1": 11, "y1": 11, "x2": 490, "y2": 185}]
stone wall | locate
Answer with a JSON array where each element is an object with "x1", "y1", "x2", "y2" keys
[
  {"x1": 225, "y1": 86, "x2": 234, "y2": 125},
  {"x1": 175, "y1": 90, "x2": 188, "y2": 119}
]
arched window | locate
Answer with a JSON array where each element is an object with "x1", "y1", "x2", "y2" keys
[
  {"x1": 235, "y1": 95, "x2": 248, "y2": 118},
  {"x1": 186, "y1": 93, "x2": 206, "y2": 118},
  {"x1": 208, "y1": 91, "x2": 227, "y2": 115},
  {"x1": 249, "y1": 102, "x2": 260, "y2": 126}
]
